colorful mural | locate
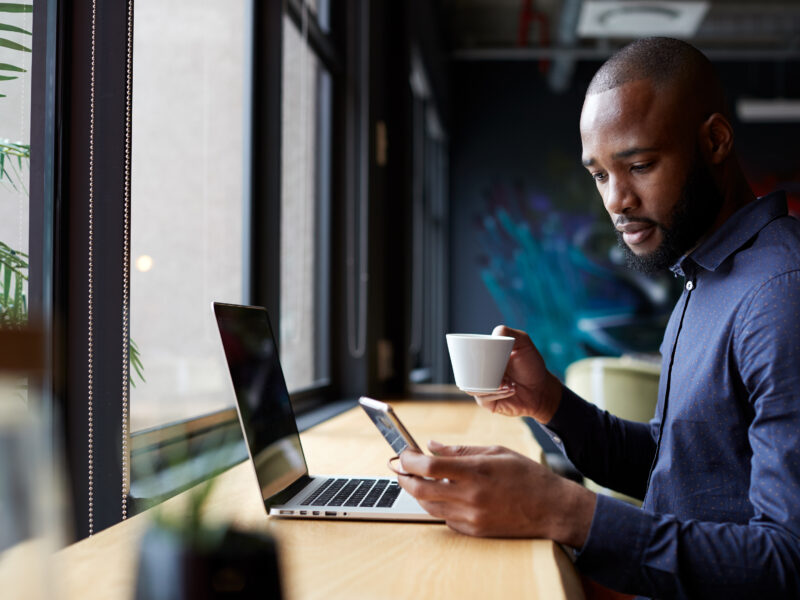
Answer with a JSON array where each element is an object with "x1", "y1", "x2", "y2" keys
[{"x1": 476, "y1": 183, "x2": 682, "y2": 377}]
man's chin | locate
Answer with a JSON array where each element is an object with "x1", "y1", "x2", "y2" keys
[
  {"x1": 626, "y1": 240, "x2": 660, "y2": 258},
  {"x1": 624, "y1": 248, "x2": 676, "y2": 273},
  {"x1": 616, "y1": 232, "x2": 676, "y2": 273}
]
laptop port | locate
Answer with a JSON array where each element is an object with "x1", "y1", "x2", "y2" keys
[
  {"x1": 279, "y1": 510, "x2": 294, "y2": 515},
  {"x1": 312, "y1": 511, "x2": 320, "y2": 516},
  {"x1": 299, "y1": 511, "x2": 307, "y2": 515},
  {"x1": 325, "y1": 511, "x2": 337, "y2": 516}
]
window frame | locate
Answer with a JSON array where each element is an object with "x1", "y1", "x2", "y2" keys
[
  {"x1": 30, "y1": 0, "x2": 134, "y2": 539},
  {"x1": 125, "y1": 0, "x2": 346, "y2": 512},
  {"x1": 278, "y1": 4, "x2": 337, "y2": 397},
  {"x1": 31, "y1": 0, "x2": 397, "y2": 539}
]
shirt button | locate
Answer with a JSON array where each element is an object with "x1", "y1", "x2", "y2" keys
[
  {"x1": 686, "y1": 281, "x2": 694, "y2": 291},
  {"x1": 552, "y1": 435, "x2": 562, "y2": 445}
]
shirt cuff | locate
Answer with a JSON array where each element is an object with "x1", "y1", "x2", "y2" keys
[{"x1": 575, "y1": 493, "x2": 651, "y2": 591}]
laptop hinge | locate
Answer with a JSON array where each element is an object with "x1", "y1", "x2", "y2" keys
[{"x1": 266, "y1": 474, "x2": 314, "y2": 509}]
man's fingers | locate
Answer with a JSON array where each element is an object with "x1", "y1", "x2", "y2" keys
[
  {"x1": 443, "y1": 519, "x2": 487, "y2": 538},
  {"x1": 397, "y1": 473, "x2": 458, "y2": 503},
  {"x1": 397, "y1": 477, "x2": 491, "y2": 530},
  {"x1": 415, "y1": 499, "x2": 470, "y2": 523},
  {"x1": 492, "y1": 324, "x2": 523, "y2": 339},
  {"x1": 427, "y1": 440, "x2": 491, "y2": 457},
  {"x1": 491, "y1": 324, "x2": 531, "y2": 350},
  {"x1": 412, "y1": 499, "x2": 489, "y2": 537},
  {"x1": 399, "y1": 449, "x2": 484, "y2": 480},
  {"x1": 471, "y1": 389, "x2": 516, "y2": 408},
  {"x1": 387, "y1": 456, "x2": 409, "y2": 476}
]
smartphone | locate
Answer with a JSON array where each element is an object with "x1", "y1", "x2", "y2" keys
[{"x1": 359, "y1": 396, "x2": 424, "y2": 455}]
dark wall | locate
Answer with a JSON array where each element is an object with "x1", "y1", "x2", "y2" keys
[
  {"x1": 448, "y1": 58, "x2": 800, "y2": 379},
  {"x1": 449, "y1": 60, "x2": 596, "y2": 333}
]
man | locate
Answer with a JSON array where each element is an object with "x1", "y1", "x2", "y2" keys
[{"x1": 397, "y1": 37, "x2": 800, "y2": 599}]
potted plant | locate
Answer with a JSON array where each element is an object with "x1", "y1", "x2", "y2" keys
[{"x1": 134, "y1": 440, "x2": 284, "y2": 599}]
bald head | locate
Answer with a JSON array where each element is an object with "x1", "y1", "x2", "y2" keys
[{"x1": 587, "y1": 37, "x2": 728, "y2": 122}]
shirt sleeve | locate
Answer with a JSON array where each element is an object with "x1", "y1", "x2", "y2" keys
[
  {"x1": 575, "y1": 271, "x2": 800, "y2": 598},
  {"x1": 544, "y1": 385, "x2": 656, "y2": 500}
]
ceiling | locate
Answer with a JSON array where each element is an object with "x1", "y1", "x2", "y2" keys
[
  {"x1": 443, "y1": 0, "x2": 800, "y2": 59},
  {"x1": 440, "y1": 0, "x2": 800, "y2": 95}
]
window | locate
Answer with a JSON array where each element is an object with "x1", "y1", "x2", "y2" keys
[
  {"x1": 0, "y1": 0, "x2": 38, "y2": 556},
  {"x1": 408, "y1": 50, "x2": 449, "y2": 385},
  {"x1": 129, "y1": 0, "x2": 247, "y2": 431},
  {"x1": 280, "y1": 10, "x2": 332, "y2": 392},
  {"x1": 0, "y1": 2, "x2": 33, "y2": 331},
  {"x1": 30, "y1": 0, "x2": 365, "y2": 539}
]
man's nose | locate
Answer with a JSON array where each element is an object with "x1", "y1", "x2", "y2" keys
[{"x1": 603, "y1": 176, "x2": 638, "y2": 215}]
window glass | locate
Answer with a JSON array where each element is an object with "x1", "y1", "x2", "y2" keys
[
  {"x1": 0, "y1": 2, "x2": 33, "y2": 331},
  {"x1": 280, "y1": 16, "x2": 331, "y2": 391},
  {"x1": 409, "y1": 94, "x2": 449, "y2": 384},
  {"x1": 130, "y1": 0, "x2": 246, "y2": 431}
]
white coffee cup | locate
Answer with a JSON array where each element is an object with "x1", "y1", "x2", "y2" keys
[{"x1": 446, "y1": 333, "x2": 515, "y2": 392}]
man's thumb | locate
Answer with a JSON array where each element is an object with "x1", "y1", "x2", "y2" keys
[{"x1": 428, "y1": 440, "x2": 484, "y2": 456}]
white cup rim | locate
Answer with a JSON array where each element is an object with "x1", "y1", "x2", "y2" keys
[{"x1": 446, "y1": 333, "x2": 515, "y2": 342}]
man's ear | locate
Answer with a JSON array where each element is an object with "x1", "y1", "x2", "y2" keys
[{"x1": 700, "y1": 113, "x2": 734, "y2": 165}]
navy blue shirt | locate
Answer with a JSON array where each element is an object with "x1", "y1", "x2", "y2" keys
[{"x1": 545, "y1": 192, "x2": 800, "y2": 598}]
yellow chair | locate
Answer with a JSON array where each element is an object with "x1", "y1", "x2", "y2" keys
[{"x1": 565, "y1": 355, "x2": 661, "y2": 505}]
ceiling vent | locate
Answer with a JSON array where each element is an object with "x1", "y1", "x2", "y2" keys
[{"x1": 577, "y1": 1, "x2": 710, "y2": 38}]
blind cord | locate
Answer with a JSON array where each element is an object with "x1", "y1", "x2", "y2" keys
[
  {"x1": 121, "y1": 0, "x2": 134, "y2": 521},
  {"x1": 87, "y1": 0, "x2": 97, "y2": 537}
]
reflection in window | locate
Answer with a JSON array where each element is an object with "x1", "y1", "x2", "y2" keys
[
  {"x1": 408, "y1": 52, "x2": 449, "y2": 385},
  {"x1": 280, "y1": 15, "x2": 331, "y2": 392},
  {"x1": 130, "y1": 0, "x2": 246, "y2": 431}
]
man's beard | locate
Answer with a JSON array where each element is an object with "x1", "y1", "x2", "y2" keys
[{"x1": 615, "y1": 156, "x2": 724, "y2": 273}]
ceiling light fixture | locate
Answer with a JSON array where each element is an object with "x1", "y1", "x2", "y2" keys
[
  {"x1": 577, "y1": 1, "x2": 710, "y2": 38},
  {"x1": 736, "y1": 98, "x2": 800, "y2": 123}
]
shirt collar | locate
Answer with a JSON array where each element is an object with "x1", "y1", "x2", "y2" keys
[{"x1": 670, "y1": 191, "x2": 788, "y2": 275}]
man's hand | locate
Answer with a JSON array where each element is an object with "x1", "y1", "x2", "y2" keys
[
  {"x1": 470, "y1": 325, "x2": 562, "y2": 423},
  {"x1": 397, "y1": 441, "x2": 595, "y2": 548}
]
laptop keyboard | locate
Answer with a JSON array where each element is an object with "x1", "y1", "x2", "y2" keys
[{"x1": 300, "y1": 478, "x2": 401, "y2": 508}]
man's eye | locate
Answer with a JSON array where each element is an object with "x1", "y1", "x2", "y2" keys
[
  {"x1": 591, "y1": 172, "x2": 606, "y2": 182},
  {"x1": 631, "y1": 162, "x2": 652, "y2": 173}
]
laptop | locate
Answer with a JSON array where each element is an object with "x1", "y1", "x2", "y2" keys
[{"x1": 213, "y1": 302, "x2": 441, "y2": 522}]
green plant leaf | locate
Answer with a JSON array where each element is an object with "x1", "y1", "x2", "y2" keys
[
  {"x1": 0, "y1": 140, "x2": 31, "y2": 156},
  {"x1": 129, "y1": 339, "x2": 146, "y2": 387},
  {"x1": 0, "y1": 23, "x2": 31, "y2": 35},
  {"x1": 0, "y1": 141, "x2": 30, "y2": 190},
  {"x1": 0, "y1": 75, "x2": 17, "y2": 81},
  {"x1": 0, "y1": 241, "x2": 29, "y2": 277},
  {"x1": 12, "y1": 270, "x2": 22, "y2": 321},
  {"x1": 0, "y1": 4, "x2": 34, "y2": 13},
  {"x1": 2, "y1": 264, "x2": 10, "y2": 307},
  {"x1": 0, "y1": 38, "x2": 31, "y2": 52},
  {"x1": 0, "y1": 63, "x2": 25, "y2": 72}
]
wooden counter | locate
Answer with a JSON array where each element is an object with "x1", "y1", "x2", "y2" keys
[{"x1": 7, "y1": 400, "x2": 585, "y2": 599}]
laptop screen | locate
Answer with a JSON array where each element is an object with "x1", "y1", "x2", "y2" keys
[{"x1": 213, "y1": 303, "x2": 309, "y2": 504}]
